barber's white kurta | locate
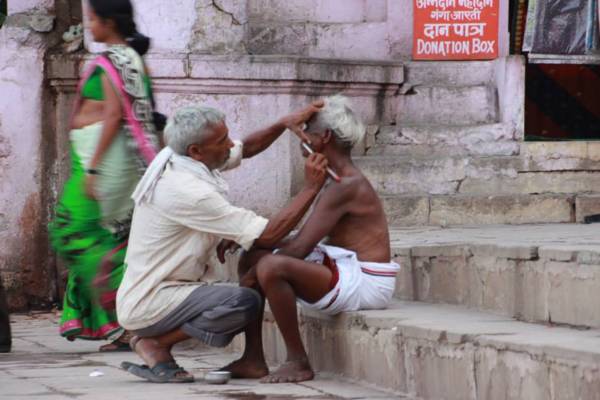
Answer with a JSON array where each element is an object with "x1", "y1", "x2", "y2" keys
[{"x1": 116, "y1": 142, "x2": 268, "y2": 330}]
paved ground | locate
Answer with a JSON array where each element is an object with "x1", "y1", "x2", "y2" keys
[{"x1": 0, "y1": 314, "x2": 401, "y2": 400}]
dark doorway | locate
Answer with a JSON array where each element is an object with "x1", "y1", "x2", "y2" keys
[
  {"x1": 0, "y1": 1, "x2": 7, "y2": 28},
  {"x1": 509, "y1": 0, "x2": 600, "y2": 141},
  {"x1": 525, "y1": 64, "x2": 600, "y2": 141}
]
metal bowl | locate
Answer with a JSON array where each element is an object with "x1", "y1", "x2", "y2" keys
[{"x1": 204, "y1": 370, "x2": 231, "y2": 384}]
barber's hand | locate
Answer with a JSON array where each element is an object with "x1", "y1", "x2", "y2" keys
[
  {"x1": 217, "y1": 239, "x2": 241, "y2": 263},
  {"x1": 304, "y1": 153, "x2": 328, "y2": 190},
  {"x1": 280, "y1": 100, "x2": 324, "y2": 144}
]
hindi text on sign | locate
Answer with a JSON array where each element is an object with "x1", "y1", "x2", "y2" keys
[
  {"x1": 416, "y1": 0, "x2": 493, "y2": 10},
  {"x1": 453, "y1": 22, "x2": 486, "y2": 37},
  {"x1": 413, "y1": 0, "x2": 498, "y2": 60},
  {"x1": 451, "y1": 10, "x2": 482, "y2": 21},
  {"x1": 424, "y1": 23, "x2": 452, "y2": 39}
]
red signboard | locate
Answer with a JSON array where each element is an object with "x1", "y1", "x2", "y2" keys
[{"x1": 413, "y1": 0, "x2": 499, "y2": 60}]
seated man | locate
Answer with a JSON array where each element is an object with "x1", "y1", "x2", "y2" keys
[
  {"x1": 116, "y1": 103, "x2": 329, "y2": 383},
  {"x1": 223, "y1": 95, "x2": 400, "y2": 383}
]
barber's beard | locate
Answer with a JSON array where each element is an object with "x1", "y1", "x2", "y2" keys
[{"x1": 215, "y1": 154, "x2": 230, "y2": 170}]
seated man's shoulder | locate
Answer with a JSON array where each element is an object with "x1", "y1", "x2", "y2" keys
[
  {"x1": 320, "y1": 173, "x2": 382, "y2": 216},
  {"x1": 329, "y1": 173, "x2": 373, "y2": 200}
]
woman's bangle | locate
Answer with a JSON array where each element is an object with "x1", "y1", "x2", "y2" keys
[{"x1": 86, "y1": 168, "x2": 100, "y2": 175}]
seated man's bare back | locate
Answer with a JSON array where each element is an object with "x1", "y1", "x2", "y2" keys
[{"x1": 220, "y1": 95, "x2": 399, "y2": 384}]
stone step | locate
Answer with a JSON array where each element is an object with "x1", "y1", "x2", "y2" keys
[
  {"x1": 357, "y1": 155, "x2": 469, "y2": 196},
  {"x1": 390, "y1": 224, "x2": 600, "y2": 329},
  {"x1": 459, "y1": 171, "x2": 600, "y2": 196},
  {"x1": 253, "y1": 300, "x2": 600, "y2": 399},
  {"x1": 382, "y1": 194, "x2": 575, "y2": 226},
  {"x1": 357, "y1": 155, "x2": 520, "y2": 196},
  {"x1": 364, "y1": 123, "x2": 519, "y2": 157},
  {"x1": 405, "y1": 60, "x2": 496, "y2": 87},
  {"x1": 520, "y1": 141, "x2": 600, "y2": 172},
  {"x1": 397, "y1": 85, "x2": 499, "y2": 126},
  {"x1": 357, "y1": 155, "x2": 600, "y2": 197}
]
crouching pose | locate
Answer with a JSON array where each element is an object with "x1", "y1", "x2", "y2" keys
[
  {"x1": 116, "y1": 102, "x2": 329, "y2": 383},
  {"x1": 222, "y1": 95, "x2": 400, "y2": 383}
]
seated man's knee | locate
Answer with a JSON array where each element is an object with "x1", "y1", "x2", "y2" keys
[
  {"x1": 256, "y1": 254, "x2": 286, "y2": 286},
  {"x1": 238, "y1": 249, "x2": 268, "y2": 279}
]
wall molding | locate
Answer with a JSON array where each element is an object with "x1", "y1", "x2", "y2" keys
[{"x1": 47, "y1": 53, "x2": 404, "y2": 97}]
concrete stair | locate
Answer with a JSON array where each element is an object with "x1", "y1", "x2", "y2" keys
[
  {"x1": 351, "y1": 60, "x2": 600, "y2": 227},
  {"x1": 358, "y1": 155, "x2": 600, "y2": 198},
  {"x1": 390, "y1": 224, "x2": 600, "y2": 329},
  {"x1": 365, "y1": 123, "x2": 519, "y2": 157},
  {"x1": 255, "y1": 62, "x2": 599, "y2": 398},
  {"x1": 381, "y1": 194, "x2": 575, "y2": 226},
  {"x1": 220, "y1": 61, "x2": 599, "y2": 398},
  {"x1": 257, "y1": 300, "x2": 600, "y2": 400},
  {"x1": 244, "y1": 224, "x2": 600, "y2": 400},
  {"x1": 354, "y1": 152, "x2": 600, "y2": 225}
]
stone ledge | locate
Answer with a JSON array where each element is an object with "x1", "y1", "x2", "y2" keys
[
  {"x1": 460, "y1": 171, "x2": 600, "y2": 195},
  {"x1": 380, "y1": 193, "x2": 575, "y2": 226},
  {"x1": 429, "y1": 194, "x2": 574, "y2": 225},
  {"x1": 404, "y1": 60, "x2": 496, "y2": 87},
  {"x1": 189, "y1": 54, "x2": 404, "y2": 83},
  {"x1": 46, "y1": 53, "x2": 406, "y2": 84},
  {"x1": 576, "y1": 195, "x2": 600, "y2": 223},
  {"x1": 389, "y1": 224, "x2": 600, "y2": 258},
  {"x1": 521, "y1": 141, "x2": 600, "y2": 172},
  {"x1": 47, "y1": 53, "x2": 404, "y2": 96},
  {"x1": 253, "y1": 301, "x2": 600, "y2": 399},
  {"x1": 469, "y1": 243, "x2": 538, "y2": 260},
  {"x1": 367, "y1": 123, "x2": 519, "y2": 157},
  {"x1": 389, "y1": 224, "x2": 600, "y2": 328}
]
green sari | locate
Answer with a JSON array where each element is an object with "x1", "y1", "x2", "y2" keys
[{"x1": 50, "y1": 45, "x2": 159, "y2": 340}]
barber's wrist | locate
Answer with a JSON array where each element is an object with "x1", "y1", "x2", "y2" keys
[
  {"x1": 302, "y1": 183, "x2": 322, "y2": 193},
  {"x1": 275, "y1": 119, "x2": 288, "y2": 131}
]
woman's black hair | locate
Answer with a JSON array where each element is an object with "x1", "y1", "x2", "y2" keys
[{"x1": 88, "y1": 0, "x2": 150, "y2": 55}]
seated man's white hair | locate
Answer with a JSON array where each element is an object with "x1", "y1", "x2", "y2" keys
[
  {"x1": 309, "y1": 95, "x2": 365, "y2": 148},
  {"x1": 164, "y1": 106, "x2": 225, "y2": 155}
]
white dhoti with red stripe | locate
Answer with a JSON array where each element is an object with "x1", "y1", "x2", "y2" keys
[{"x1": 298, "y1": 244, "x2": 400, "y2": 316}]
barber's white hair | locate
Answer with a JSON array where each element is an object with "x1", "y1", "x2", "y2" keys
[
  {"x1": 164, "y1": 106, "x2": 225, "y2": 155},
  {"x1": 310, "y1": 95, "x2": 365, "y2": 148}
]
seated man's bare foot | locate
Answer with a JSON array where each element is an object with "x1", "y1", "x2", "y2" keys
[
  {"x1": 260, "y1": 359, "x2": 314, "y2": 384},
  {"x1": 220, "y1": 357, "x2": 269, "y2": 379}
]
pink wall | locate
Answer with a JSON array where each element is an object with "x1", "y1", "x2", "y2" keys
[{"x1": 0, "y1": 0, "x2": 57, "y2": 309}]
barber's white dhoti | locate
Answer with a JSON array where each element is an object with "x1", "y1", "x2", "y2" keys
[{"x1": 298, "y1": 244, "x2": 400, "y2": 316}]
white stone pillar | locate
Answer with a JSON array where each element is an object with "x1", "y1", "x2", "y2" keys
[{"x1": 0, "y1": 0, "x2": 57, "y2": 309}]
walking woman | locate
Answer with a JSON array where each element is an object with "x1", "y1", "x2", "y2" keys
[{"x1": 50, "y1": 0, "x2": 159, "y2": 351}]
